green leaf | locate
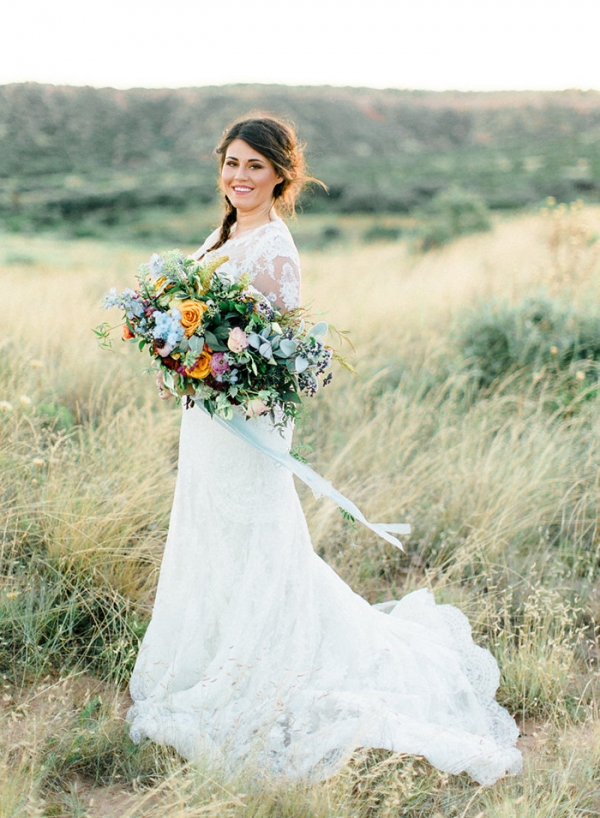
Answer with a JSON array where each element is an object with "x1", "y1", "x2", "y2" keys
[
  {"x1": 204, "y1": 330, "x2": 227, "y2": 351},
  {"x1": 279, "y1": 339, "x2": 297, "y2": 357},
  {"x1": 92, "y1": 322, "x2": 115, "y2": 350},
  {"x1": 340, "y1": 509, "x2": 356, "y2": 522},
  {"x1": 188, "y1": 335, "x2": 204, "y2": 355},
  {"x1": 214, "y1": 324, "x2": 231, "y2": 339},
  {"x1": 308, "y1": 321, "x2": 328, "y2": 340},
  {"x1": 162, "y1": 370, "x2": 175, "y2": 391}
]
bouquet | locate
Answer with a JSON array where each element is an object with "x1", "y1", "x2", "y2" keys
[{"x1": 96, "y1": 250, "x2": 347, "y2": 423}]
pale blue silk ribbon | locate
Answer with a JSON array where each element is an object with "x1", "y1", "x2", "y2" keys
[{"x1": 205, "y1": 408, "x2": 411, "y2": 551}]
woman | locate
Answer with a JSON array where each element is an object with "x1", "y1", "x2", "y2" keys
[{"x1": 127, "y1": 116, "x2": 522, "y2": 784}]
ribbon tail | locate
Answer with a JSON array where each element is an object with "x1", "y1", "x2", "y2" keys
[{"x1": 206, "y1": 409, "x2": 410, "y2": 551}]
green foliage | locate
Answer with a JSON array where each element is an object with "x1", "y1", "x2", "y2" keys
[
  {"x1": 3, "y1": 251, "x2": 36, "y2": 265},
  {"x1": 42, "y1": 695, "x2": 172, "y2": 790},
  {"x1": 416, "y1": 186, "x2": 491, "y2": 251},
  {"x1": 0, "y1": 553, "x2": 147, "y2": 685},
  {"x1": 1, "y1": 84, "x2": 600, "y2": 239},
  {"x1": 453, "y1": 296, "x2": 600, "y2": 396},
  {"x1": 363, "y1": 223, "x2": 403, "y2": 243},
  {"x1": 36, "y1": 401, "x2": 76, "y2": 431}
]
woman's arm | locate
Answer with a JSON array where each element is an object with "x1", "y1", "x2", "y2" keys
[{"x1": 252, "y1": 253, "x2": 301, "y2": 311}]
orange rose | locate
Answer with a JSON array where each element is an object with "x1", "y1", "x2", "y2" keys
[
  {"x1": 122, "y1": 324, "x2": 135, "y2": 340},
  {"x1": 186, "y1": 349, "x2": 212, "y2": 379},
  {"x1": 178, "y1": 300, "x2": 208, "y2": 337}
]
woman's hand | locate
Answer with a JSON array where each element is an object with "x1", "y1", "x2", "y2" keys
[{"x1": 156, "y1": 371, "x2": 172, "y2": 401}]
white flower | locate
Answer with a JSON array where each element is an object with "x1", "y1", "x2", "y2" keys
[
  {"x1": 20, "y1": 395, "x2": 32, "y2": 406},
  {"x1": 0, "y1": 401, "x2": 13, "y2": 412}
]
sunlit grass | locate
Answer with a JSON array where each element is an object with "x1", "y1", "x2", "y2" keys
[{"x1": 1, "y1": 206, "x2": 600, "y2": 815}]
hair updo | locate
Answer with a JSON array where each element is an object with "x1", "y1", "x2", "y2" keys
[{"x1": 208, "y1": 115, "x2": 319, "y2": 251}]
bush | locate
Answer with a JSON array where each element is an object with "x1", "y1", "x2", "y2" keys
[
  {"x1": 416, "y1": 186, "x2": 491, "y2": 251},
  {"x1": 363, "y1": 224, "x2": 402, "y2": 243},
  {"x1": 453, "y1": 296, "x2": 600, "y2": 394},
  {"x1": 0, "y1": 554, "x2": 147, "y2": 685}
]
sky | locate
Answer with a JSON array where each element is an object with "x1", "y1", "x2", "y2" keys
[{"x1": 2, "y1": 0, "x2": 600, "y2": 92}]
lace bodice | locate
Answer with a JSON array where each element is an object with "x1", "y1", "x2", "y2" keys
[{"x1": 192, "y1": 218, "x2": 301, "y2": 311}]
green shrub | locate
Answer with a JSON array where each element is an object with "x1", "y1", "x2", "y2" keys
[
  {"x1": 363, "y1": 224, "x2": 403, "y2": 243},
  {"x1": 3, "y1": 252, "x2": 36, "y2": 265},
  {"x1": 453, "y1": 296, "x2": 600, "y2": 392},
  {"x1": 416, "y1": 186, "x2": 491, "y2": 251},
  {"x1": 0, "y1": 555, "x2": 147, "y2": 685}
]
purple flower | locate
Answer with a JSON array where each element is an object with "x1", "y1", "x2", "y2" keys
[{"x1": 210, "y1": 352, "x2": 230, "y2": 377}]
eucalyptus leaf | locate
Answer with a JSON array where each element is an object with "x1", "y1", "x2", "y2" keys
[
  {"x1": 307, "y1": 321, "x2": 328, "y2": 339},
  {"x1": 162, "y1": 370, "x2": 175, "y2": 390},
  {"x1": 188, "y1": 335, "x2": 204, "y2": 355},
  {"x1": 279, "y1": 339, "x2": 297, "y2": 357},
  {"x1": 295, "y1": 357, "x2": 309, "y2": 373}
]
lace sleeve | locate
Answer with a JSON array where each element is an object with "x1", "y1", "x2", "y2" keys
[
  {"x1": 252, "y1": 253, "x2": 301, "y2": 311},
  {"x1": 248, "y1": 222, "x2": 301, "y2": 311}
]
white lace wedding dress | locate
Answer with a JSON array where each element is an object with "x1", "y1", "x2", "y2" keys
[{"x1": 127, "y1": 218, "x2": 522, "y2": 784}]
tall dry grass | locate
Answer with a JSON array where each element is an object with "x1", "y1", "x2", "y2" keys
[{"x1": 1, "y1": 206, "x2": 600, "y2": 815}]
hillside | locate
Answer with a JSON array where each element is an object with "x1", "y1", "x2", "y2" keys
[{"x1": 1, "y1": 83, "x2": 599, "y2": 231}]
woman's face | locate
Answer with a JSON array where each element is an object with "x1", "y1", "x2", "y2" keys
[{"x1": 221, "y1": 138, "x2": 283, "y2": 214}]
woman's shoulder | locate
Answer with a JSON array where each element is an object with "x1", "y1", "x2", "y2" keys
[
  {"x1": 258, "y1": 218, "x2": 299, "y2": 263},
  {"x1": 192, "y1": 218, "x2": 298, "y2": 264}
]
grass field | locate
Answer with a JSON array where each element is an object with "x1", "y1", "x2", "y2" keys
[{"x1": 1, "y1": 203, "x2": 600, "y2": 816}]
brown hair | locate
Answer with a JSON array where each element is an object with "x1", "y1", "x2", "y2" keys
[{"x1": 207, "y1": 115, "x2": 321, "y2": 252}]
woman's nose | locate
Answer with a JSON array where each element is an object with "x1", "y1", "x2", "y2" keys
[{"x1": 234, "y1": 164, "x2": 248, "y2": 180}]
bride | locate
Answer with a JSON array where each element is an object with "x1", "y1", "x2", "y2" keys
[{"x1": 127, "y1": 116, "x2": 522, "y2": 785}]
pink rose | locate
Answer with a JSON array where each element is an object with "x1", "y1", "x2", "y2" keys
[
  {"x1": 227, "y1": 327, "x2": 249, "y2": 353},
  {"x1": 209, "y1": 352, "x2": 230, "y2": 377},
  {"x1": 155, "y1": 342, "x2": 174, "y2": 357},
  {"x1": 245, "y1": 397, "x2": 269, "y2": 418}
]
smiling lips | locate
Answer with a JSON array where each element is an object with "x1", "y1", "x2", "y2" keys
[{"x1": 232, "y1": 185, "x2": 253, "y2": 194}]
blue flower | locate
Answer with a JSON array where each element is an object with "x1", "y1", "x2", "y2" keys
[
  {"x1": 104, "y1": 287, "x2": 145, "y2": 320},
  {"x1": 152, "y1": 308, "x2": 184, "y2": 347},
  {"x1": 149, "y1": 253, "x2": 164, "y2": 276},
  {"x1": 103, "y1": 287, "x2": 119, "y2": 309}
]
